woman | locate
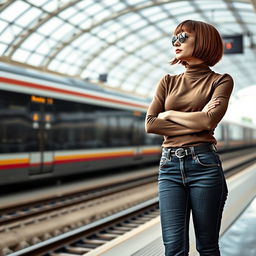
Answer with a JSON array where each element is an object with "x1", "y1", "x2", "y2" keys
[{"x1": 145, "y1": 20, "x2": 233, "y2": 256}]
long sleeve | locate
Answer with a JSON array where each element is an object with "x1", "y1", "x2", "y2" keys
[
  {"x1": 145, "y1": 75, "x2": 203, "y2": 136},
  {"x1": 166, "y1": 74, "x2": 233, "y2": 130}
]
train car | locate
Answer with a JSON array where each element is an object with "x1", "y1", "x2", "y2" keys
[
  {"x1": 215, "y1": 120, "x2": 256, "y2": 150},
  {"x1": 0, "y1": 62, "x2": 256, "y2": 185},
  {"x1": 0, "y1": 62, "x2": 162, "y2": 185}
]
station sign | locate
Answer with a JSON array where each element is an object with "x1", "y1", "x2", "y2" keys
[{"x1": 222, "y1": 34, "x2": 243, "y2": 54}]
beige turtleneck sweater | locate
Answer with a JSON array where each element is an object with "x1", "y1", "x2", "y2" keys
[{"x1": 145, "y1": 63, "x2": 234, "y2": 147}]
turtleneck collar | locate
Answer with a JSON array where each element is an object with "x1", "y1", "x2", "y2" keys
[{"x1": 184, "y1": 63, "x2": 211, "y2": 77}]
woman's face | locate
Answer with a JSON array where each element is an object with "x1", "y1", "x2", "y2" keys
[{"x1": 172, "y1": 31, "x2": 202, "y2": 64}]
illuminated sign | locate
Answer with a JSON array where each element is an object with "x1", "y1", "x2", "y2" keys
[
  {"x1": 223, "y1": 35, "x2": 243, "y2": 54},
  {"x1": 31, "y1": 95, "x2": 45, "y2": 103},
  {"x1": 31, "y1": 95, "x2": 53, "y2": 104}
]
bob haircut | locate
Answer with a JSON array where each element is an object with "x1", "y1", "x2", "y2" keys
[{"x1": 170, "y1": 20, "x2": 224, "y2": 67}]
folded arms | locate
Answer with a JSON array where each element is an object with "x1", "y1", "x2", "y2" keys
[{"x1": 145, "y1": 74, "x2": 233, "y2": 136}]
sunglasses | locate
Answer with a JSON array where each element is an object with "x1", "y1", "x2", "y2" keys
[{"x1": 172, "y1": 32, "x2": 188, "y2": 46}]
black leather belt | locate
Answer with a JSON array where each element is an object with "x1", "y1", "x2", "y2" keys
[{"x1": 163, "y1": 144, "x2": 217, "y2": 159}]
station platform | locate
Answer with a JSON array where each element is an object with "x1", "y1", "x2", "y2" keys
[
  {"x1": 86, "y1": 163, "x2": 256, "y2": 256},
  {"x1": 220, "y1": 195, "x2": 256, "y2": 255}
]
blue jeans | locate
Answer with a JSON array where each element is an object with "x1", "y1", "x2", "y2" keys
[{"x1": 158, "y1": 146, "x2": 228, "y2": 256}]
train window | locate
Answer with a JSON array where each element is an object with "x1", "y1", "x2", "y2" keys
[
  {"x1": 145, "y1": 133, "x2": 163, "y2": 145},
  {"x1": 108, "y1": 115, "x2": 119, "y2": 147},
  {"x1": 51, "y1": 100, "x2": 81, "y2": 149},
  {"x1": 228, "y1": 124, "x2": 243, "y2": 140},
  {"x1": 52, "y1": 99, "x2": 115, "y2": 149},
  {"x1": 52, "y1": 112, "x2": 96, "y2": 149},
  {"x1": 118, "y1": 115, "x2": 134, "y2": 146},
  {"x1": 94, "y1": 110, "x2": 139, "y2": 148},
  {"x1": 243, "y1": 127, "x2": 254, "y2": 142},
  {"x1": 130, "y1": 116, "x2": 144, "y2": 146},
  {"x1": 95, "y1": 115, "x2": 108, "y2": 147},
  {"x1": 0, "y1": 90, "x2": 31, "y2": 153}
]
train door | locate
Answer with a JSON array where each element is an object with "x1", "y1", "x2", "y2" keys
[{"x1": 29, "y1": 95, "x2": 54, "y2": 175}]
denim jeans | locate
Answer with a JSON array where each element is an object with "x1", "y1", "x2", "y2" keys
[{"x1": 158, "y1": 147, "x2": 228, "y2": 256}]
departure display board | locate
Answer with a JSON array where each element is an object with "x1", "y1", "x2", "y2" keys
[{"x1": 222, "y1": 35, "x2": 243, "y2": 54}]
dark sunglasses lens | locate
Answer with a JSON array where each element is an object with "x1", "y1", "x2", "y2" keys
[
  {"x1": 172, "y1": 36, "x2": 177, "y2": 46},
  {"x1": 178, "y1": 33, "x2": 186, "y2": 43}
]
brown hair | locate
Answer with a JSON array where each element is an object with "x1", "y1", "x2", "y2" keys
[{"x1": 170, "y1": 20, "x2": 224, "y2": 67}]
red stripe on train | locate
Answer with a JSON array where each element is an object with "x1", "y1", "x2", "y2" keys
[
  {"x1": 0, "y1": 77, "x2": 147, "y2": 109},
  {"x1": 0, "y1": 152, "x2": 158, "y2": 170},
  {"x1": 0, "y1": 163, "x2": 29, "y2": 170}
]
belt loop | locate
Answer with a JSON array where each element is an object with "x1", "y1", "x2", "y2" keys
[
  {"x1": 190, "y1": 146, "x2": 196, "y2": 159},
  {"x1": 167, "y1": 148, "x2": 172, "y2": 161}
]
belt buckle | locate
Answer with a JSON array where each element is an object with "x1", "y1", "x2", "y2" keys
[{"x1": 175, "y1": 148, "x2": 185, "y2": 158}]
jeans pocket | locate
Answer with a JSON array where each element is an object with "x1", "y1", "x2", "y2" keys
[
  {"x1": 195, "y1": 151, "x2": 220, "y2": 167},
  {"x1": 159, "y1": 156, "x2": 169, "y2": 168}
]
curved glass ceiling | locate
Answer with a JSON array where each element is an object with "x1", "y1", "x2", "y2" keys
[{"x1": 1, "y1": 0, "x2": 256, "y2": 98}]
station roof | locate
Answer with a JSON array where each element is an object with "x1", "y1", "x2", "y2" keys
[{"x1": 1, "y1": 0, "x2": 256, "y2": 98}]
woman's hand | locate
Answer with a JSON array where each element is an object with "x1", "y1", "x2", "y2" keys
[
  {"x1": 202, "y1": 98, "x2": 220, "y2": 113},
  {"x1": 158, "y1": 111, "x2": 171, "y2": 120}
]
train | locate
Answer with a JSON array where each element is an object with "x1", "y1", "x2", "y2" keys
[{"x1": 0, "y1": 62, "x2": 256, "y2": 186}]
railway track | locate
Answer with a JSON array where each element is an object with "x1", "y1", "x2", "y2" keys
[
  {"x1": 7, "y1": 198, "x2": 159, "y2": 256},
  {"x1": 1, "y1": 147, "x2": 256, "y2": 256},
  {"x1": 0, "y1": 178, "x2": 158, "y2": 255},
  {"x1": 0, "y1": 175, "x2": 156, "y2": 227}
]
